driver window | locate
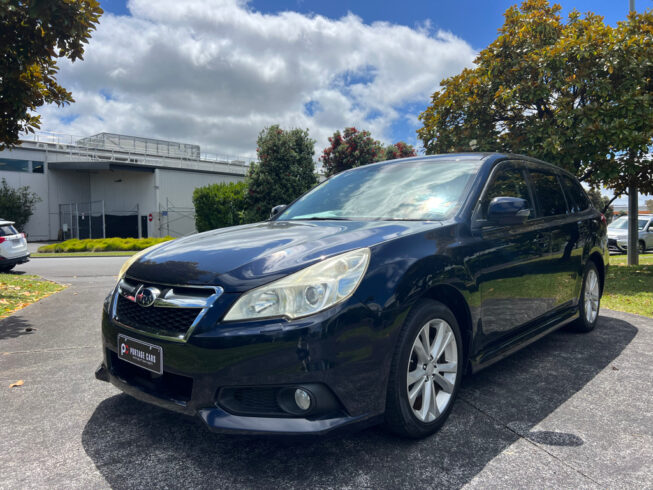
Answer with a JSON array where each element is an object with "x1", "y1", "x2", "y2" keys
[{"x1": 479, "y1": 166, "x2": 534, "y2": 220}]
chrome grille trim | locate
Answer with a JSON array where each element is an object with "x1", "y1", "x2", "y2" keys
[{"x1": 111, "y1": 278, "x2": 224, "y2": 343}]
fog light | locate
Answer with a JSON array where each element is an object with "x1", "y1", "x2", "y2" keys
[{"x1": 294, "y1": 388, "x2": 312, "y2": 411}]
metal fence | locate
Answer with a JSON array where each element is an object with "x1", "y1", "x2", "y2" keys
[
  {"x1": 59, "y1": 201, "x2": 147, "y2": 239},
  {"x1": 159, "y1": 199, "x2": 196, "y2": 238},
  {"x1": 59, "y1": 201, "x2": 106, "y2": 240}
]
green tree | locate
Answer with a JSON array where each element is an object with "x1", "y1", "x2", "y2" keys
[
  {"x1": 320, "y1": 127, "x2": 383, "y2": 177},
  {"x1": 193, "y1": 181, "x2": 248, "y2": 232},
  {"x1": 246, "y1": 125, "x2": 317, "y2": 222},
  {"x1": 384, "y1": 141, "x2": 417, "y2": 161},
  {"x1": 418, "y1": 0, "x2": 653, "y2": 199},
  {"x1": 586, "y1": 189, "x2": 614, "y2": 218},
  {"x1": 0, "y1": 178, "x2": 41, "y2": 231},
  {"x1": 320, "y1": 128, "x2": 417, "y2": 177},
  {"x1": 0, "y1": 0, "x2": 103, "y2": 149}
]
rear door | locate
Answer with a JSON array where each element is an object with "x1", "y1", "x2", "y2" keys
[{"x1": 527, "y1": 168, "x2": 578, "y2": 311}]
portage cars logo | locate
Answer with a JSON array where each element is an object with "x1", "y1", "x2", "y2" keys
[
  {"x1": 134, "y1": 285, "x2": 161, "y2": 307},
  {"x1": 120, "y1": 342, "x2": 129, "y2": 355}
]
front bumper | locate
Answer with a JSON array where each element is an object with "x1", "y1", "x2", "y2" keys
[
  {"x1": 95, "y1": 363, "x2": 376, "y2": 435},
  {"x1": 96, "y1": 293, "x2": 391, "y2": 435},
  {"x1": 607, "y1": 238, "x2": 625, "y2": 253}
]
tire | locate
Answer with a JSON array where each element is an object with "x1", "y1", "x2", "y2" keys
[
  {"x1": 384, "y1": 300, "x2": 463, "y2": 438},
  {"x1": 639, "y1": 241, "x2": 646, "y2": 254},
  {"x1": 0, "y1": 264, "x2": 15, "y2": 273},
  {"x1": 571, "y1": 261, "x2": 601, "y2": 333}
]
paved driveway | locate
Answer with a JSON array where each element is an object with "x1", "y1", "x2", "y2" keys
[{"x1": 1, "y1": 258, "x2": 652, "y2": 489}]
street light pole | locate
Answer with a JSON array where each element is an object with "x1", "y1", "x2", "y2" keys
[{"x1": 627, "y1": 0, "x2": 639, "y2": 266}]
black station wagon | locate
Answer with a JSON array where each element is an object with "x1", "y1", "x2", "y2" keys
[{"x1": 96, "y1": 153, "x2": 608, "y2": 438}]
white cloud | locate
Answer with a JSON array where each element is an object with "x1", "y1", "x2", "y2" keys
[{"x1": 37, "y1": 0, "x2": 476, "y2": 160}]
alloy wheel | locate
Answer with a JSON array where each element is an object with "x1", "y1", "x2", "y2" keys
[
  {"x1": 406, "y1": 319, "x2": 458, "y2": 423},
  {"x1": 584, "y1": 268, "x2": 600, "y2": 324}
]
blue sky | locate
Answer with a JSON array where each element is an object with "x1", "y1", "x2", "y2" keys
[
  {"x1": 100, "y1": 1, "x2": 646, "y2": 50},
  {"x1": 96, "y1": 0, "x2": 648, "y2": 151},
  {"x1": 45, "y1": 0, "x2": 649, "y2": 203}
]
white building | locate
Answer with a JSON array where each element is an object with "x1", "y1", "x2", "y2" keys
[{"x1": 0, "y1": 132, "x2": 249, "y2": 240}]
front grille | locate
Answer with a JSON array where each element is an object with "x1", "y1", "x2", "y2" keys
[
  {"x1": 608, "y1": 238, "x2": 622, "y2": 252},
  {"x1": 116, "y1": 294, "x2": 199, "y2": 336}
]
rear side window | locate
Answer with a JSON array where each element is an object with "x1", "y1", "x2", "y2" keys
[
  {"x1": 560, "y1": 175, "x2": 591, "y2": 213},
  {"x1": 479, "y1": 165, "x2": 534, "y2": 220},
  {"x1": 529, "y1": 170, "x2": 567, "y2": 217},
  {"x1": 0, "y1": 225, "x2": 18, "y2": 236}
]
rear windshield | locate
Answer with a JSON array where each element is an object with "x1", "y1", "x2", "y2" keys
[{"x1": 0, "y1": 225, "x2": 18, "y2": 236}]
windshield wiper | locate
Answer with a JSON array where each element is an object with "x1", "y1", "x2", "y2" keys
[{"x1": 297, "y1": 217, "x2": 352, "y2": 221}]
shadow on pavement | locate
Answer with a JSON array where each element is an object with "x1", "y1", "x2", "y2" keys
[
  {"x1": 0, "y1": 315, "x2": 35, "y2": 340},
  {"x1": 82, "y1": 316, "x2": 637, "y2": 489},
  {"x1": 3, "y1": 269, "x2": 26, "y2": 275}
]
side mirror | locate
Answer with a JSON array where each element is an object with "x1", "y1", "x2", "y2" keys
[
  {"x1": 269, "y1": 204, "x2": 287, "y2": 220},
  {"x1": 486, "y1": 197, "x2": 530, "y2": 226}
]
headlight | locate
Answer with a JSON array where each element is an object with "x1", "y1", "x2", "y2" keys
[
  {"x1": 223, "y1": 248, "x2": 371, "y2": 321},
  {"x1": 117, "y1": 241, "x2": 169, "y2": 281}
]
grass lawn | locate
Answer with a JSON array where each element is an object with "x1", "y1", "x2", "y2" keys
[
  {"x1": 32, "y1": 251, "x2": 135, "y2": 258},
  {"x1": 603, "y1": 253, "x2": 653, "y2": 317},
  {"x1": 0, "y1": 273, "x2": 66, "y2": 319}
]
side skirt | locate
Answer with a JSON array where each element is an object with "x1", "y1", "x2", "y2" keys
[{"x1": 470, "y1": 307, "x2": 579, "y2": 374}]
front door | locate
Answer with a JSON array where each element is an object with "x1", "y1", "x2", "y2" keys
[{"x1": 466, "y1": 162, "x2": 551, "y2": 350}]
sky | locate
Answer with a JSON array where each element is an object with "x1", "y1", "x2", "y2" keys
[{"x1": 37, "y1": 0, "x2": 651, "y2": 204}]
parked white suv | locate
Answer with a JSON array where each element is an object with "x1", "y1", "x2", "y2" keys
[
  {"x1": 607, "y1": 215, "x2": 653, "y2": 254},
  {"x1": 0, "y1": 219, "x2": 30, "y2": 272}
]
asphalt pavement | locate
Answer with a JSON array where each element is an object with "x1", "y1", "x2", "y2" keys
[{"x1": 1, "y1": 257, "x2": 652, "y2": 489}]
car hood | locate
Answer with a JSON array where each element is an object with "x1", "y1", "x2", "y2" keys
[
  {"x1": 607, "y1": 228, "x2": 628, "y2": 239},
  {"x1": 127, "y1": 220, "x2": 442, "y2": 291}
]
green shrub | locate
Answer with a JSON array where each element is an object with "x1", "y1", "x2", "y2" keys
[
  {"x1": 246, "y1": 125, "x2": 317, "y2": 222},
  {"x1": 0, "y1": 178, "x2": 41, "y2": 232},
  {"x1": 37, "y1": 236, "x2": 174, "y2": 253},
  {"x1": 193, "y1": 181, "x2": 248, "y2": 232}
]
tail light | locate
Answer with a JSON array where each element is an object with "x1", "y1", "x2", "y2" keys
[
  {"x1": 0, "y1": 237, "x2": 5, "y2": 244},
  {"x1": 600, "y1": 214, "x2": 607, "y2": 226}
]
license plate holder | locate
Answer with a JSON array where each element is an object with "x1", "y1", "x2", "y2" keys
[{"x1": 117, "y1": 334, "x2": 163, "y2": 374}]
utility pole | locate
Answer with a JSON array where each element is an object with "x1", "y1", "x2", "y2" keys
[{"x1": 627, "y1": 0, "x2": 639, "y2": 266}]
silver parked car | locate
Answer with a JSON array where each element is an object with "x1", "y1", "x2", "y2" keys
[
  {"x1": 607, "y1": 215, "x2": 653, "y2": 254},
  {"x1": 0, "y1": 219, "x2": 30, "y2": 272}
]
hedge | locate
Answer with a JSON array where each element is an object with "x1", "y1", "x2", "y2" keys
[{"x1": 37, "y1": 236, "x2": 174, "y2": 253}]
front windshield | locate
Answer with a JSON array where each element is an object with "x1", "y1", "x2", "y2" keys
[
  {"x1": 278, "y1": 159, "x2": 482, "y2": 221},
  {"x1": 609, "y1": 217, "x2": 647, "y2": 230}
]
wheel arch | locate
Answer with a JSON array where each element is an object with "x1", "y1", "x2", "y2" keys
[
  {"x1": 420, "y1": 284, "x2": 473, "y2": 370},
  {"x1": 587, "y1": 251, "x2": 605, "y2": 294}
]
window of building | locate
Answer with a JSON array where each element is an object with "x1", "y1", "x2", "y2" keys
[
  {"x1": 0, "y1": 158, "x2": 29, "y2": 173},
  {"x1": 529, "y1": 170, "x2": 568, "y2": 217}
]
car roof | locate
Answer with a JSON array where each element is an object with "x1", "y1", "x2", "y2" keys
[
  {"x1": 0, "y1": 219, "x2": 15, "y2": 226},
  {"x1": 371, "y1": 152, "x2": 579, "y2": 180}
]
